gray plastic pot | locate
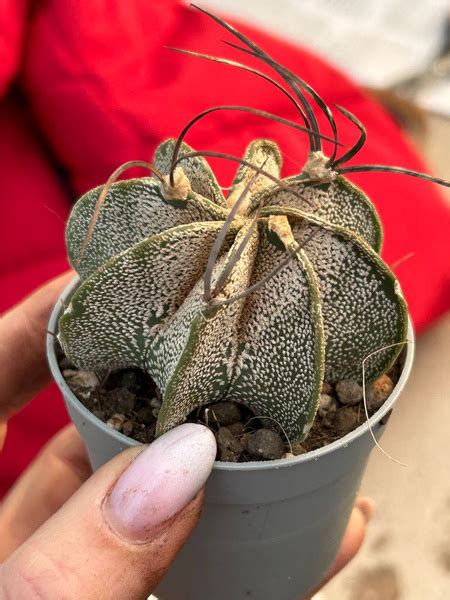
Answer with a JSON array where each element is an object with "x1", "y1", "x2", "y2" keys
[{"x1": 47, "y1": 277, "x2": 414, "y2": 600}]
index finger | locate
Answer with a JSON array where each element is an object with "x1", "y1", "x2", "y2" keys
[{"x1": 0, "y1": 272, "x2": 74, "y2": 424}]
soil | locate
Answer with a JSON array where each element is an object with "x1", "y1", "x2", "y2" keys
[{"x1": 56, "y1": 343, "x2": 404, "y2": 463}]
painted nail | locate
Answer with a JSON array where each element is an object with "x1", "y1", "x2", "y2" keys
[{"x1": 103, "y1": 423, "x2": 217, "y2": 543}]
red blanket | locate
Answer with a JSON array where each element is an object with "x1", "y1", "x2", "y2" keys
[{"x1": 1, "y1": 1, "x2": 449, "y2": 495}]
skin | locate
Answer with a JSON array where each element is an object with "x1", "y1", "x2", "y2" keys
[{"x1": 0, "y1": 273, "x2": 374, "y2": 599}]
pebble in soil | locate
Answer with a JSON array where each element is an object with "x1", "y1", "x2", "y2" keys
[
  {"x1": 216, "y1": 427, "x2": 244, "y2": 462},
  {"x1": 335, "y1": 379, "x2": 363, "y2": 405},
  {"x1": 202, "y1": 402, "x2": 242, "y2": 427},
  {"x1": 246, "y1": 429, "x2": 285, "y2": 461},
  {"x1": 317, "y1": 393, "x2": 338, "y2": 427},
  {"x1": 365, "y1": 374, "x2": 395, "y2": 413},
  {"x1": 59, "y1": 346, "x2": 400, "y2": 462}
]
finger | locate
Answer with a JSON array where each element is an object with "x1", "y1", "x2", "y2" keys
[
  {"x1": 0, "y1": 425, "x2": 92, "y2": 561},
  {"x1": 305, "y1": 497, "x2": 375, "y2": 599},
  {"x1": 326, "y1": 497, "x2": 374, "y2": 577},
  {"x1": 0, "y1": 271, "x2": 73, "y2": 424},
  {"x1": 353, "y1": 496, "x2": 376, "y2": 523},
  {"x1": 1, "y1": 424, "x2": 217, "y2": 600}
]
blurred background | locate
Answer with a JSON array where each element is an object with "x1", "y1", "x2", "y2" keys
[
  {"x1": 201, "y1": 0, "x2": 450, "y2": 180},
  {"x1": 200, "y1": 2, "x2": 450, "y2": 599}
]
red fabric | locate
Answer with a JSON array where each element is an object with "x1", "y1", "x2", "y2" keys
[
  {"x1": 1, "y1": 1, "x2": 449, "y2": 495},
  {"x1": 0, "y1": 0, "x2": 27, "y2": 96}
]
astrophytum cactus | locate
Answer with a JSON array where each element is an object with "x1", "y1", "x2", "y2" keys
[{"x1": 57, "y1": 7, "x2": 449, "y2": 442}]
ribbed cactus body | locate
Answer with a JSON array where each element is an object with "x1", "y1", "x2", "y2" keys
[{"x1": 58, "y1": 138, "x2": 407, "y2": 441}]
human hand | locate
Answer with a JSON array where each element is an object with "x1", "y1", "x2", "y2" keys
[
  {"x1": 0, "y1": 273, "x2": 217, "y2": 597},
  {"x1": 0, "y1": 274, "x2": 373, "y2": 599}
]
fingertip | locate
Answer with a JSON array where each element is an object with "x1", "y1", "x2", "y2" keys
[
  {"x1": 187, "y1": 422, "x2": 218, "y2": 459},
  {"x1": 0, "y1": 271, "x2": 75, "y2": 418},
  {"x1": 355, "y1": 496, "x2": 376, "y2": 523},
  {"x1": 103, "y1": 423, "x2": 216, "y2": 544},
  {"x1": 305, "y1": 504, "x2": 369, "y2": 596},
  {"x1": 323, "y1": 504, "x2": 369, "y2": 582}
]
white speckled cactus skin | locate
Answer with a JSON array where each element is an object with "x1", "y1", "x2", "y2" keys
[
  {"x1": 58, "y1": 134, "x2": 408, "y2": 441},
  {"x1": 55, "y1": 7, "x2": 439, "y2": 442}
]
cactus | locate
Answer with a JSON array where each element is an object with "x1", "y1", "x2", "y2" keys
[{"x1": 58, "y1": 7, "x2": 449, "y2": 442}]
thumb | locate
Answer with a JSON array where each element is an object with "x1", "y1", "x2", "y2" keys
[{"x1": 0, "y1": 424, "x2": 216, "y2": 600}]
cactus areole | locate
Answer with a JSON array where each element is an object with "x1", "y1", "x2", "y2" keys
[{"x1": 57, "y1": 7, "x2": 448, "y2": 444}]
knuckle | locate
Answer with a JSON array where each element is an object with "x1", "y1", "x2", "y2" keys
[
  {"x1": 0, "y1": 548, "x2": 76, "y2": 600},
  {"x1": 0, "y1": 562, "x2": 47, "y2": 600}
]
